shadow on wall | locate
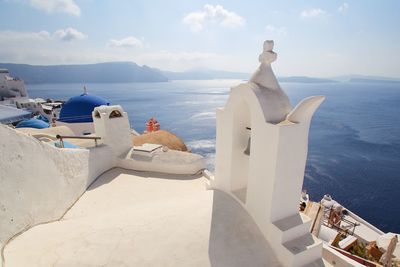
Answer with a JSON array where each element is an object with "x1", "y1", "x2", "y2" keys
[{"x1": 208, "y1": 190, "x2": 281, "y2": 267}]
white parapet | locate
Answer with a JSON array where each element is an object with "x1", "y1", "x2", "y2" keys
[
  {"x1": 118, "y1": 146, "x2": 205, "y2": 175},
  {"x1": 212, "y1": 40, "x2": 325, "y2": 267}
]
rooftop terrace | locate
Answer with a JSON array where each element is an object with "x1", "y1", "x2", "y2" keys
[{"x1": 4, "y1": 168, "x2": 284, "y2": 267}]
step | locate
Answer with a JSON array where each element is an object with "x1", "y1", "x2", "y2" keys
[
  {"x1": 272, "y1": 213, "x2": 312, "y2": 243},
  {"x1": 204, "y1": 170, "x2": 215, "y2": 190},
  {"x1": 283, "y1": 233, "x2": 323, "y2": 267}
]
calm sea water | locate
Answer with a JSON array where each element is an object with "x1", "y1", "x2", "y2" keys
[{"x1": 28, "y1": 80, "x2": 400, "y2": 233}]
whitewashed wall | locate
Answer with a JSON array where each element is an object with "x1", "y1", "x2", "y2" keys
[
  {"x1": 0, "y1": 125, "x2": 113, "y2": 259},
  {"x1": 0, "y1": 105, "x2": 205, "y2": 267}
]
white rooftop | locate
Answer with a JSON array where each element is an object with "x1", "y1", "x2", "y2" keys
[
  {"x1": 4, "y1": 168, "x2": 284, "y2": 267},
  {"x1": 0, "y1": 105, "x2": 31, "y2": 124}
]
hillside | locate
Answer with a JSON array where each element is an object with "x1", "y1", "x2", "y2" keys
[
  {"x1": 2, "y1": 62, "x2": 398, "y2": 84},
  {"x1": 0, "y1": 62, "x2": 168, "y2": 84}
]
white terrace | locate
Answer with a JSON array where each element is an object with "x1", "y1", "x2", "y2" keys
[{"x1": 4, "y1": 168, "x2": 284, "y2": 267}]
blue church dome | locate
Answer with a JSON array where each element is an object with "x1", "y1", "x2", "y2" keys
[
  {"x1": 59, "y1": 93, "x2": 110, "y2": 123},
  {"x1": 16, "y1": 118, "x2": 50, "y2": 129}
]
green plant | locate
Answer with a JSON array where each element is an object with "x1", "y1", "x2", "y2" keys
[{"x1": 349, "y1": 241, "x2": 367, "y2": 259}]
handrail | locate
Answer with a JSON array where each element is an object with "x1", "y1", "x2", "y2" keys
[{"x1": 56, "y1": 135, "x2": 101, "y2": 148}]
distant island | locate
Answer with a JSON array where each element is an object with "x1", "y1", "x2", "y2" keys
[
  {"x1": 331, "y1": 75, "x2": 400, "y2": 83},
  {"x1": 349, "y1": 78, "x2": 400, "y2": 84},
  {"x1": 0, "y1": 62, "x2": 168, "y2": 84},
  {"x1": 278, "y1": 76, "x2": 337, "y2": 83},
  {"x1": 1, "y1": 62, "x2": 399, "y2": 84}
]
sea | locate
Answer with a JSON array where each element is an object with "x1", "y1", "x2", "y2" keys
[{"x1": 28, "y1": 79, "x2": 400, "y2": 233}]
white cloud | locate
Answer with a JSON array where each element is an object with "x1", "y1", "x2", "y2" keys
[
  {"x1": 0, "y1": 28, "x2": 86, "y2": 44},
  {"x1": 108, "y1": 36, "x2": 143, "y2": 48},
  {"x1": 183, "y1": 4, "x2": 245, "y2": 32},
  {"x1": 54, "y1": 27, "x2": 86, "y2": 41},
  {"x1": 300, "y1": 8, "x2": 326, "y2": 18},
  {"x1": 0, "y1": 30, "x2": 227, "y2": 70},
  {"x1": 0, "y1": 30, "x2": 72, "y2": 63},
  {"x1": 0, "y1": 30, "x2": 51, "y2": 41},
  {"x1": 0, "y1": 30, "x2": 115, "y2": 64},
  {"x1": 29, "y1": 0, "x2": 81, "y2": 16},
  {"x1": 338, "y1": 3, "x2": 349, "y2": 13},
  {"x1": 265, "y1": 25, "x2": 287, "y2": 36}
]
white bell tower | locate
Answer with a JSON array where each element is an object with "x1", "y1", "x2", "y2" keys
[{"x1": 212, "y1": 40, "x2": 325, "y2": 267}]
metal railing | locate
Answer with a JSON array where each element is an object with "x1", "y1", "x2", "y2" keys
[
  {"x1": 324, "y1": 208, "x2": 359, "y2": 236},
  {"x1": 56, "y1": 135, "x2": 101, "y2": 148}
]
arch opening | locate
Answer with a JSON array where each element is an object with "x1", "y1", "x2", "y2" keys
[
  {"x1": 109, "y1": 110, "x2": 122, "y2": 119},
  {"x1": 230, "y1": 98, "x2": 251, "y2": 204}
]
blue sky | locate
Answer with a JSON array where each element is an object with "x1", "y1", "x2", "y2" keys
[{"x1": 0, "y1": 0, "x2": 399, "y2": 77}]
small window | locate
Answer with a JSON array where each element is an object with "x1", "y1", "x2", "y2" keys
[
  {"x1": 94, "y1": 110, "x2": 101, "y2": 118},
  {"x1": 109, "y1": 110, "x2": 122, "y2": 118}
]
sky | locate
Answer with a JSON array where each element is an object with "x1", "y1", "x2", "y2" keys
[{"x1": 0, "y1": 0, "x2": 399, "y2": 77}]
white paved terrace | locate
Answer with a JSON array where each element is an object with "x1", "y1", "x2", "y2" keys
[{"x1": 4, "y1": 168, "x2": 283, "y2": 267}]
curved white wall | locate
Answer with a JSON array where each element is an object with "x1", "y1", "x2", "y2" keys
[
  {"x1": 0, "y1": 125, "x2": 113, "y2": 259},
  {"x1": 0, "y1": 105, "x2": 205, "y2": 267},
  {"x1": 118, "y1": 149, "x2": 205, "y2": 175}
]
